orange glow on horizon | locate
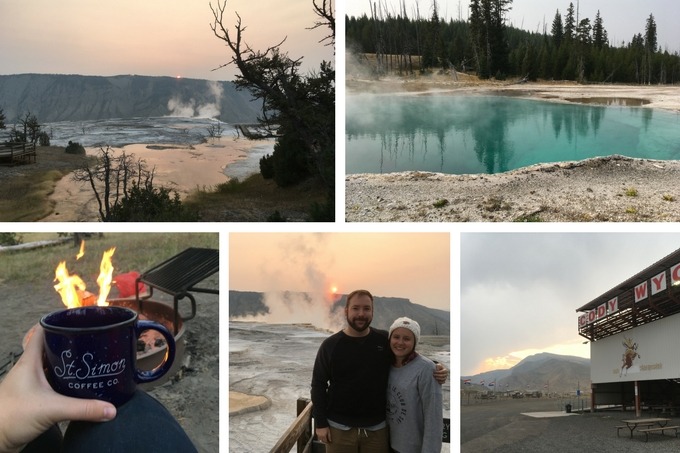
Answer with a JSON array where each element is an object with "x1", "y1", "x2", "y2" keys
[
  {"x1": 474, "y1": 356, "x2": 522, "y2": 374},
  {"x1": 471, "y1": 343, "x2": 591, "y2": 375},
  {"x1": 229, "y1": 233, "x2": 451, "y2": 312}
]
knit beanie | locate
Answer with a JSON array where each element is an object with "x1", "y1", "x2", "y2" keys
[{"x1": 389, "y1": 317, "x2": 421, "y2": 344}]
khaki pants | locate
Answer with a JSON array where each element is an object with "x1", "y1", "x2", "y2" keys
[{"x1": 325, "y1": 426, "x2": 389, "y2": 453}]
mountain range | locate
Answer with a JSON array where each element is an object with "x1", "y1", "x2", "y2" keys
[
  {"x1": 0, "y1": 74, "x2": 260, "y2": 123},
  {"x1": 462, "y1": 352, "x2": 591, "y2": 395},
  {"x1": 229, "y1": 290, "x2": 450, "y2": 336}
]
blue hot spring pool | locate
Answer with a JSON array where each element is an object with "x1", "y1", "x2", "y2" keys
[{"x1": 345, "y1": 94, "x2": 680, "y2": 175}]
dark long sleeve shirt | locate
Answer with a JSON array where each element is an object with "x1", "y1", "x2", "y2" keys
[{"x1": 311, "y1": 328, "x2": 391, "y2": 429}]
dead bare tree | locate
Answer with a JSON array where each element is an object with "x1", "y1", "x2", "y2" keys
[
  {"x1": 72, "y1": 147, "x2": 155, "y2": 221},
  {"x1": 210, "y1": 1, "x2": 298, "y2": 133},
  {"x1": 309, "y1": 0, "x2": 335, "y2": 48}
]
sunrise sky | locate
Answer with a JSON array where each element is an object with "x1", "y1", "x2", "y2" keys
[
  {"x1": 461, "y1": 232, "x2": 680, "y2": 376},
  {"x1": 0, "y1": 0, "x2": 334, "y2": 81},
  {"x1": 229, "y1": 232, "x2": 450, "y2": 311}
]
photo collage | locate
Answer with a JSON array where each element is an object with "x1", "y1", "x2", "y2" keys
[{"x1": 2, "y1": 1, "x2": 680, "y2": 452}]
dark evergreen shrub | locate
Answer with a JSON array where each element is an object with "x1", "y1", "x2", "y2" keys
[
  {"x1": 106, "y1": 183, "x2": 199, "y2": 222},
  {"x1": 259, "y1": 153, "x2": 275, "y2": 179},
  {"x1": 65, "y1": 140, "x2": 86, "y2": 155}
]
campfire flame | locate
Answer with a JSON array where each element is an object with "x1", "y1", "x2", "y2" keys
[
  {"x1": 54, "y1": 262, "x2": 88, "y2": 309},
  {"x1": 54, "y1": 244, "x2": 116, "y2": 308},
  {"x1": 76, "y1": 240, "x2": 85, "y2": 260},
  {"x1": 96, "y1": 248, "x2": 116, "y2": 306}
]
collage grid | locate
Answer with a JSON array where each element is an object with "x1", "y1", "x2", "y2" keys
[{"x1": 2, "y1": 1, "x2": 680, "y2": 452}]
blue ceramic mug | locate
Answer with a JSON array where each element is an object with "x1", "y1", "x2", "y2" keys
[{"x1": 40, "y1": 306, "x2": 175, "y2": 407}]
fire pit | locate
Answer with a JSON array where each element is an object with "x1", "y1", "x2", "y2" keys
[
  {"x1": 107, "y1": 298, "x2": 186, "y2": 389},
  {"x1": 41, "y1": 243, "x2": 218, "y2": 390}
]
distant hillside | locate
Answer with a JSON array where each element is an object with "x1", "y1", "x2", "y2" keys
[
  {"x1": 462, "y1": 352, "x2": 590, "y2": 395},
  {"x1": 0, "y1": 74, "x2": 260, "y2": 123},
  {"x1": 229, "y1": 290, "x2": 450, "y2": 335}
]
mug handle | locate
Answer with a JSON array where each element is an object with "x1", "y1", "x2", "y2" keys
[{"x1": 134, "y1": 320, "x2": 176, "y2": 384}]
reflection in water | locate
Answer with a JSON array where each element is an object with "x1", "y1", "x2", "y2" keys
[
  {"x1": 346, "y1": 95, "x2": 678, "y2": 175},
  {"x1": 565, "y1": 97, "x2": 651, "y2": 107},
  {"x1": 641, "y1": 108, "x2": 653, "y2": 132},
  {"x1": 472, "y1": 103, "x2": 513, "y2": 173}
]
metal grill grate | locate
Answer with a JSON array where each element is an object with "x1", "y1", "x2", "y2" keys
[{"x1": 136, "y1": 248, "x2": 219, "y2": 334}]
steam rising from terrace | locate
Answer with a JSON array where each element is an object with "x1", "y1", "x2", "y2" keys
[
  {"x1": 230, "y1": 234, "x2": 344, "y2": 332},
  {"x1": 235, "y1": 291, "x2": 344, "y2": 333},
  {"x1": 167, "y1": 80, "x2": 224, "y2": 118}
]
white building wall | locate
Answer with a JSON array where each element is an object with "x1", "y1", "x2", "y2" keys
[{"x1": 591, "y1": 312, "x2": 680, "y2": 383}]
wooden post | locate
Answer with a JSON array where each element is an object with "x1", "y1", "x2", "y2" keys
[
  {"x1": 297, "y1": 399, "x2": 312, "y2": 453},
  {"x1": 269, "y1": 398, "x2": 314, "y2": 453},
  {"x1": 591, "y1": 382, "x2": 596, "y2": 413}
]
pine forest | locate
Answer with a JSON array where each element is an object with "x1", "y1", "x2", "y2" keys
[{"x1": 346, "y1": 1, "x2": 680, "y2": 84}]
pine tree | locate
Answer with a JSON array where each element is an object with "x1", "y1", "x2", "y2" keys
[
  {"x1": 551, "y1": 10, "x2": 563, "y2": 48},
  {"x1": 422, "y1": 0, "x2": 443, "y2": 70},
  {"x1": 489, "y1": 0, "x2": 513, "y2": 79},
  {"x1": 644, "y1": 13, "x2": 657, "y2": 85},
  {"x1": 468, "y1": 0, "x2": 489, "y2": 78},
  {"x1": 468, "y1": 0, "x2": 512, "y2": 79},
  {"x1": 593, "y1": 10, "x2": 607, "y2": 49},
  {"x1": 576, "y1": 18, "x2": 592, "y2": 45},
  {"x1": 644, "y1": 13, "x2": 657, "y2": 53},
  {"x1": 564, "y1": 3, "x2": 575, "y2": 41}
]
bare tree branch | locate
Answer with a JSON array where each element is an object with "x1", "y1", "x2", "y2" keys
[
  {"x1": 309, "y1": 0, "x2": 335, "y2": 47},
  {"x1": 209, "y1": 0, "x2": 335, "y2": 195}
]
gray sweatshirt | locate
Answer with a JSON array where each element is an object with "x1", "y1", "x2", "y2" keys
[{"x1": 387, "y1": 354, "x2": 443, "y2": 453}]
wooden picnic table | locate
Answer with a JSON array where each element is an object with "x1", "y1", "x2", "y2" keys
[{"x1": 619, "y1": 418, "x2": 671, "y2": 439}]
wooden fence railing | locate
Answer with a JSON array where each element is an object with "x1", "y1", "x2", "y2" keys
[
  {"x1": 269, "y1": 398, "x2": 318, "y2": 453},
  {"x1": 0, "y1": 142, "x2": 36, "y2": 165},
  {"x1": 269, "y1": 398, "x2": 450, "y2": 453}
]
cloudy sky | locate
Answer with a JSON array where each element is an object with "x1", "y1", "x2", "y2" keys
[
  {"x1": 460, "y1": 232, "x2": 680, "y2": 376},
  {"x1": 0, "y1": 0, "x2": 333, "y2": 81},
  {"x1": 230, "y1": 232, "x2": 450, "y2": 311},
  {"x1": 345, "y1": 0, "x2": 680, "y2": 53}
]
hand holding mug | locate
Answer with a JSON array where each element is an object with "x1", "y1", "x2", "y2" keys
[{"x1": 0, "y1": 326, "x2": 116, "y2": 453}]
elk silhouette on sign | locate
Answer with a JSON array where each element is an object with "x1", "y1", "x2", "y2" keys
[{"x1": 620, "y1": 337, "x2": 640, "y2": 377}]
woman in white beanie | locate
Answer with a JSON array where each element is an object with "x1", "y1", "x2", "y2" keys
[{"x1": 387, "y1": 317, "x2": 443, "y2": 453}]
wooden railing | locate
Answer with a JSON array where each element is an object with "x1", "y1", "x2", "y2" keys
[
  {"x1": 269, "y1": 398, "x2": 319, "y2": 453},
  {"x1": 0, "y1": 142, "x2": 36, "y2": 165},
  {"x1": 269, "y1": 398, "x2": 450, "y2": 453}
]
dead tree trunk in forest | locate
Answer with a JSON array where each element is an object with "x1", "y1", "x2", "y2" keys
[{"x1": 371, "y1": 1, "x2": 386, "y2": 75}]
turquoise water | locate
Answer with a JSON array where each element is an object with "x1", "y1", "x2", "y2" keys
[{"x1": 345, "y1": 94, "x2": 680, "y2": 174}]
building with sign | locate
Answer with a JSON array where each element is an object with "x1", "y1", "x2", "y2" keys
[{"x1": 576, "y1": 247, "x2": 680, "y2": 415}]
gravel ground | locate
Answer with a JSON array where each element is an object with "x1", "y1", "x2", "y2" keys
[
  {"x1": 346, "y1": 155, "x2": 680, "y2": 222},
  {"x1": 462, "y1": 398, "x2": 680, "y2": 452}
]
